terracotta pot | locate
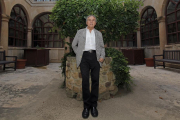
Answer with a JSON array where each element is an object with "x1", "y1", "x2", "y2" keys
[
  {"x1": 144, "y1": 58, "x2": 154, "y2": 67},
  {"x1": 16, "y1": 59, "x2": 27, "y2": 69}
]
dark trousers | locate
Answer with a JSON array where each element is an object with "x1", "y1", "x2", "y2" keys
[{"x1": 80, "y1": 51, "x2": 100, "y2": 109}]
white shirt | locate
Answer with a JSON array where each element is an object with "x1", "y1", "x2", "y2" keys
[{"x1": 84, "y1": 27, "x2": 96, "y2": 51}]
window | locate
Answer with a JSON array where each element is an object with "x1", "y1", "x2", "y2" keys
[
  {"x1": 107, "y1": 33, "x2": 137, "y2": 47},
  {"x1": 140, "y1": 7, "x2": 159, "y2": 47},
  {"x1": 8, "y1": 5, "x2": 28, "y2": 47},
  {"x1": 166, "y1": 0, "x2": 180, "y2": 44},
  {"x1": 32, "y1": 13, "x2": 64, "y2": 48}
]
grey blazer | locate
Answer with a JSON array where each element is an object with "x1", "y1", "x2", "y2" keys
[{"x1": 72, "y1": 28, "x2": 105, "y2": 68}]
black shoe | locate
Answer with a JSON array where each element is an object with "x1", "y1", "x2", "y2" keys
[
  {"x1": 82, "y1": 108, "x2": 90, "y2": 119},
  {"x1": 91, "y1": 107, "x2": 98, "y2": 117}
]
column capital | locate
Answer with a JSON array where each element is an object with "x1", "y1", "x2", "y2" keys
[
  {"x1": 157, "y1": 16, "x2": 166, "y2": 23},
  {"x1": 136, "y1": 27, "x2": 140, "y2": 31},
  {"x1": 1, "y1": 14, "x2": 10, "y2": 22},
  {"x1": 27, "y1": 27, "x2": 33, "y2": 32}
]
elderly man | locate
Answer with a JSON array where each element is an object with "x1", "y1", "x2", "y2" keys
[{"x1": 72, "y1": 15, "x2": 105, "y2": 118}]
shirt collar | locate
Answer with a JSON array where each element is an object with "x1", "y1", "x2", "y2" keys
[{"x1": 86, "y1": 27, "x2": 94, "y2": 32}]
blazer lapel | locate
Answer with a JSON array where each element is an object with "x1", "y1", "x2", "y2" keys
[
  {"x1": 94, "y1": 28, "x2": 99, "y2": 47},
  {"x1": 82, "y1": 28, "x2": 86, "y2": 39},
  {"x1": 82, "y1": 28, "x2": 86, "y2": 46}
]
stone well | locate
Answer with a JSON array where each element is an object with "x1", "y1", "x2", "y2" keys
[{"x1": 66, "y1": 57, "x2": 118, "y2": 100}]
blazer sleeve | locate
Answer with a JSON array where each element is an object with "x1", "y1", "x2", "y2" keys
[
  {"x1": 72, "y1": 30, "x2": 79, "y2": 54},
  {"x1": 99, "y1": 32, "x2": 105, "y2": 59}
]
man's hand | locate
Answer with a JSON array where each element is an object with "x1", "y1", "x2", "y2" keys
[{"x1": 99, "y1": 58, "x2": 104, "y2": 63}]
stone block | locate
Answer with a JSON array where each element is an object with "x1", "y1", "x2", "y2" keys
[
  {"x1": 107, "y1": 71, "x2": 113, "y2": 81},
  {"x1": 99, "y1": 92, "x2": 110, "y2": 100},
  {"x1": 71, "y1": 63, "x2": 77, "y2": 71},
  {"x1": 72, "y1": 72, "x2": 79, "y2": 79},
  {"x1": 66, "y1": 78, "x2": 74, "y2": 84},
  {"x1": 74, "y1": 79, "x2": 82, "y2": 86},
  {"x1": 105, "y1": 57, "x2": 111, "y2": 64},
  {"x1": 66, "y1": 88, "x2": 75, "y2": 98},
  {"x1": 73, "y1": 86, "x2": 80, "y2": 93},
  {"x1": 105, "y1": 82, "x2": 111, "y2": 88},
  {"x1": 79, "y1": 73, "x2": 82, "y2": 78},
  {"x1": 109, "y1": 85, "x2": 115, "y2": 91},
  {"x1": 110, "y1": 86, "x2": 118, "y2": 95},
  {"x1": 77, "y1": 69, "x2": 81, "y2": 72},
  {"x1": 76, "y1": 93, "x2": 83, "y2": 101},
  {"x1": 99, "y1": 75, "x2": 108, "y2": 83},
  {"x1": 99, "y1": 85, "x2": 107, "y2": 94},
  {"x1": 103, "y1": 65, "x2": 109, "y2": 72},
  {"x1": 80, "y1": 87, "x2": 82, "y2": 92},
  {"x1": 102, "y1": 72, "x2": 107, "y2": 75},
  {"x1": 66, "y1": 70, "x2": 71, "y2": 78},
  {"x1": 67, "y1": 57, "x2": 70, "y2": 61},
  {"x1": 66, "y1": 83, "x2": 73, "y2": 90}
]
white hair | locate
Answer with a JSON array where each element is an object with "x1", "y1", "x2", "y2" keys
[{"x1": 86, "y1": 15, "x2": 97, "y2": 23}]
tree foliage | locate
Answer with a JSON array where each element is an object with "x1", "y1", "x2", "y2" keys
[{"x1": 50, "y1": 0, "x2": 143, "y2": 43}]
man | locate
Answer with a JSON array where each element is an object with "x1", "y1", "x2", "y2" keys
[{"x1": 72, "y1": 15, "x2": 105, "y2": 119}]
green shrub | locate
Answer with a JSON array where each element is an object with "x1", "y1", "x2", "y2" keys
[{"x1": 105, "y1": 48, "x2": 133, "y2": 91}]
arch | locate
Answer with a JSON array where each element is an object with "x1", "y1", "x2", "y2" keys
[
  {"x1": 140, "y1": 6, "x2": 159, "y2": 47},
  {"x1": 8, "y1": 4, "x2": 28, "y2": 47},
  {"x1": 161, "y1": 0, "x2": 169, "y2": 16},
  {"x1": 31, "y1": 11, "x2": 52, "y2": 27},
  {"x1": 139, "y1": 5, "x2": 155, "y2": 18},
  {"x1": 10, "y1": 4, "x2": 30, "y2": 28},
  {"x1": 32, "y1": 13, "x2": 64, "y2": 48}
]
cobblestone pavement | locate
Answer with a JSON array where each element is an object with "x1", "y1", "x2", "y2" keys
[{"x1": 0, "y1": 64, "x2": 180, "y2": 120}]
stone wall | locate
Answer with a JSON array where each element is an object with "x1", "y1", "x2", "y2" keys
[{"x1": 66, "y1": 57, "x2": 118, "y2": 101}]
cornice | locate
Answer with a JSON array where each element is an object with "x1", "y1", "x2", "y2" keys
[{"x1": 25, "y1": 0, "x2": 56, "y2": 7}]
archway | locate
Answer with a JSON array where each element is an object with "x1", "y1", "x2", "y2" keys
[
  {"x1": 32, "y1": 13, "x2": 64, "y2": 48},
  {"x1": 140, "y1": 7, "x2": 159, "y2": 47},
  {"x1": 8, "y1": 4, "x2": 28, "y2": 47}
]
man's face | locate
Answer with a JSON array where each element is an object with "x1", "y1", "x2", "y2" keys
[{"x1": 86, "y1": 16, "x2": 96, "y2": 28}]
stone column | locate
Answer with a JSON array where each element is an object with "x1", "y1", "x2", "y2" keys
[
  {"x1": 157, "y1": 16, "x2": 167, "y2": 54},
  {"x1": 0, "y1": 14, "x2": 10, "y2": 53},
  {"x1": 137, "y1": 27, "x2": 141, "y2": 47},
  {"x1": 65, "y1": 37, "x2": 70, "y2": 53},
  {"x1": 27, "y1": 27, "x2": 33, "y2": 48}
]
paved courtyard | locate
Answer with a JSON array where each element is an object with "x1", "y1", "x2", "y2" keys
[{"x1": 0, "y1": 63, "x2": 180, "y2": 120}]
